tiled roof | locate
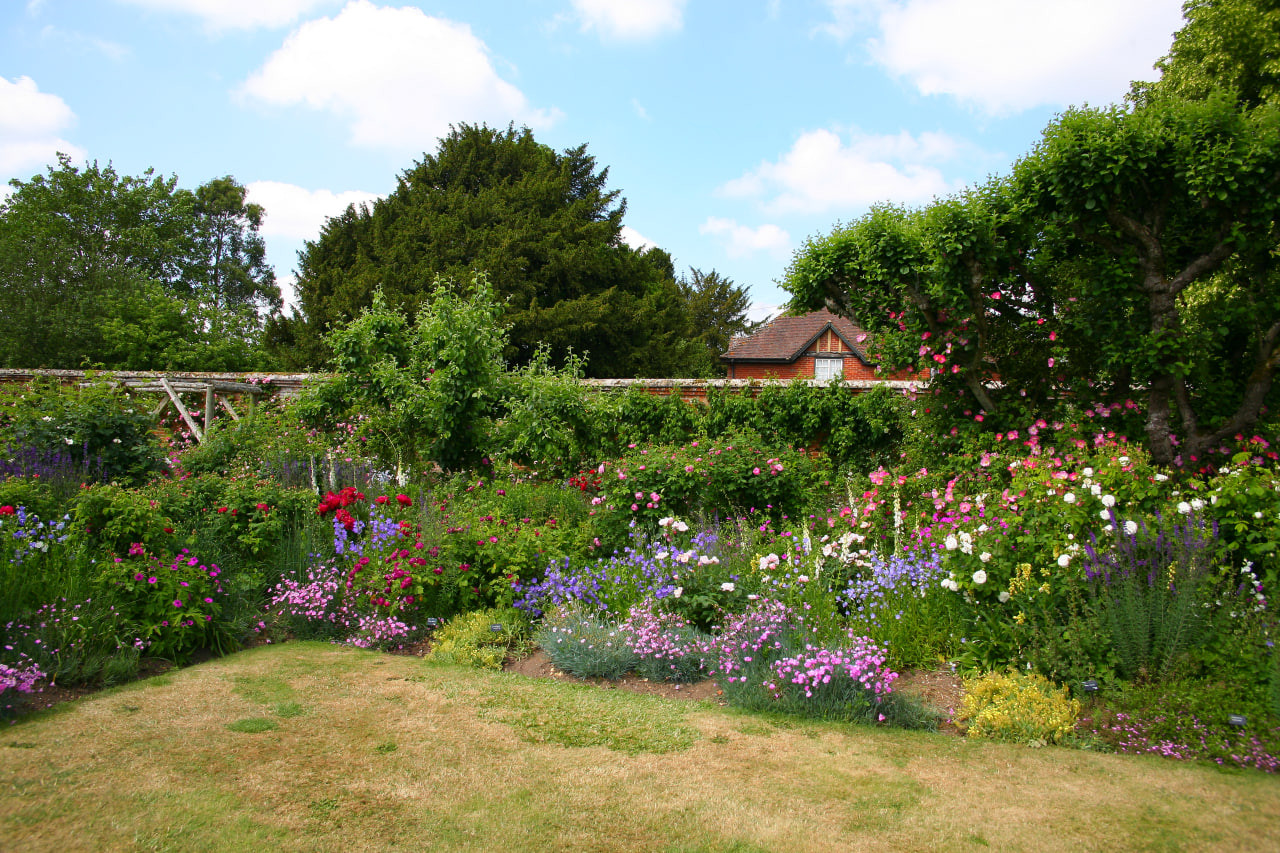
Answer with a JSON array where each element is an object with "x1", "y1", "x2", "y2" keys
[{"x1": 721, "y1": 309, "x2": 873, "y2": 363}]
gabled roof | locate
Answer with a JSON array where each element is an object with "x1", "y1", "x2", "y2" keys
[{"x1": 721, "y1": 309, "x2": 873, "y2": 364}]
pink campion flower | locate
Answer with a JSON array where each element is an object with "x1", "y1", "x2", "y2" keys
[
  {"x1": 173, "y1": 600, "x2": 182, "y2": 608},
  {"x1": 752, "y1": 467, "x2": 761, "y2": 475}
]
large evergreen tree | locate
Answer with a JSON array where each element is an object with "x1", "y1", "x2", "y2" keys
[{"x1": 269, "y1": 123, "x2": 702, "y2": 377}]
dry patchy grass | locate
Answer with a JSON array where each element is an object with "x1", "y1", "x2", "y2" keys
[{"x1": 2, "y1": 642, "x2": 1278, "y2": 852}]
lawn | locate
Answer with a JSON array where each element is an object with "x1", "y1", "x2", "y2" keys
[{"x1": 3, "y1": 642, "x2": 1278, "y2": 852}]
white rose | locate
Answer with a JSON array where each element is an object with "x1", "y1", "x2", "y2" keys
[
  {"x1": 979, "y1": 552, "x2": 992, "y2": 563},
  {"x1": 945, "y1": 534, "x2": 958, "y2": 551},
  {"x1": 1101, "y1": 494, "x2": 1115, "y2": 507},
  {"x1": 672, "y1": 587, "x2": 683, "y2": 598},
  {"x1": 972, "y1": 570, "x2": 987, "y2": 585},
  {"x1": 1177, "y1": 501, "x2": 1191, "y2": 514},
  {"x1": 1124, "y1": 520, "x2": 1139, "y2": 536},
  {"x1": 1057, "y1": 553, "x2": 1071, "y2": 568},
  {"x1": 998, "y1": 591, "x2": 1011, "y2": 603},
  {"x1": 1063, "y1": 493, "x2": 1076, "y2": 504},
  {"x1": 720, "y1": 582, "x2": 735, "y2": 592}
]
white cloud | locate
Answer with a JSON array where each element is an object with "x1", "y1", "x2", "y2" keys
[
  {"x1": 821, "y1": 0, "x2": 1185, "y2": 114},
  {"x1": 0, "y1": 76, "x2": 84, "y2": 179},
  {"x1": 241, "y1": 1, "x2": 559, "y2": 152},
  {"x1": 620, "y1": 225, "x2": 658, "y2": 252},
  {"x1": 571, "y1": 0, "x2": 686, "y2": 41},
  {"x1": 720, "y1": 128, "x2": 957, "y2": 215},
  {"x1": 699, "y1": 217, "x2": 791, "y2": 259},
  {"x1": 117, "y1": 0, "x2": 333, "y2": 31},
  {"x1": 246, "y1": 180, "x2": 380, "y2": 241}
]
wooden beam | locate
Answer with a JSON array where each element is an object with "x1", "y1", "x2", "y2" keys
[
  {"x1": 204, "y1": 386, "x2": 215, "y2": 437},
  {"x1": 218, "y1": 394, "x2": 240, "y2": 422},
  {"x1": 160, "y1": 377, "x2": 203, "y2": 443}
]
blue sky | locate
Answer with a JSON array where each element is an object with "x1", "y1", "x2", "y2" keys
[{"x1": 2, "y1": 0, "x2": 1187, "y2": 319}]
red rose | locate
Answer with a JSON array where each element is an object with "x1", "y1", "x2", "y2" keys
[
  {"x1": 396, "y1": 494, "x2": 412, "y2": 507},
  {"x1": 216, "y1": 506, "x2": 229, "y2": 513},
  {"x1": 374, "y1": 495, "x2": 389, "y2": 505},
  {"x1": 0, "y1": 505, "x2": 14, "y2": 515}
]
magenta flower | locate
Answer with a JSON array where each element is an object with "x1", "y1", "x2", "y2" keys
[{"x1": 173, "y1": 600, "x2": 183, "y2": 608}]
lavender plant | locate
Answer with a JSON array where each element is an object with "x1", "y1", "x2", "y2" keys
[{"x1": 1083, "y1": 510, "x2": 1216, "y2": 682}]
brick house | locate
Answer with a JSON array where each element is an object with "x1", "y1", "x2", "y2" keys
[{"x1": 721, "y1": 309, "x2": 914, "y2": 382}]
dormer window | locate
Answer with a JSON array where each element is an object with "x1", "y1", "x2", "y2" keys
[{"x1": 814, "y1": 356, "x2": 843, "y2": 381}]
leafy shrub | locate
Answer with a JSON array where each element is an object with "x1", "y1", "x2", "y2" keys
[
  {"x1": 425, "y1": 607, "x2": 528, "y2": 670},
  {"x1": 0, "y1": 378, "x2": 162, "y2": 485},
  {"x1": 95, "y1": 546, "x2": 232, "y2": 662},
  {"x1": 491, "y1": 347, "x2": 595, "y2": 476},
  {"x1": 0, "y1": 505, "x2": 78, "y2": 619},
  {"x1": 958, "y1": 671, "x2": 1080, "y2": 745},
  {"x1": 71, "y1": 484, "x2": 178, "y2": 560},
  {"x1": 592, "y1": 433, "x2": 820, "y2": 545}
]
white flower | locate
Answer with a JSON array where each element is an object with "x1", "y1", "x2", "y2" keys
[
  {"x1": 797, "y1": 575, "x2": 810, "y2": 584},
  {"x1": 1155, "y1": 473, "x2": 1169, "y2": 482},
  {"x1": 979, "y1": 552, "x2": 992, "y2": 563},
  {"x1": 1083, "y1": 467, "x2": 1094, "y2": 477},
  {"x1": 672, "y1": 586, "x2": 683, "y2": 598},
  {"x1": 1100, "y1": 510, "x2": 1111, "y2": 520},
  {"x1": 958, "y1": 531, "x2": 974, "y2": 555},
  {"x1": 658, "y1": 516, "x2": 674, "y2": 527},
  {"x1": 1190, "y1": 498, "x2": 1205, "y2": 511},
  {"x1": 1119, "y1": 456, "x2": 1129, "y2": 465},
  {"x1": 941, "y1": 578, "x2": 959, "y2": 592},
  {"x1": 1057, "y1": 553, "x2": 1071, "y2": 568},
  {"x1": 720, "y1": 582, "x2": 735, "y2": 592},
  {"x1": 1177, "y1": 501, "x2": 1192, "y2": 514},
  {"x1": 64, "y1": 438, "x2": 73, "y2": 445},
  {"x1": 944, "y1": 534, "x2": 959, "y2": 551},
  {"x1": 998, "y1": 591, "x2": 1011, "y2": 603},
  {"x1": 1255, "y1": 511, "x2": 1264, "y2": 520},
  {"x1": 1101, "y1": 494, "x2": 1115, "y2": 507},
  {"x1": 972, "y1": 570, "x2": 987, "y2": 585},
  {"x1": 1090, "y1": 484, "x2": 1102, "y2": 497},
  {"x1": 1124, "y1": 520, "x2": 1139, "y2": 536},
  {"x1": 673, "y1": 520, "x2": 689, "y2": 533},
  {"x1": 1063, "y1": 493, "x2": 1076, "y2": 504}
]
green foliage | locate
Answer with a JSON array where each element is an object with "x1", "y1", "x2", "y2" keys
[
  {"x1": 298, "y1": 276, "x2": 506, "y2": 474},
  {"x1": 0, "y1": 156, "x2": 277, "y2": 370},
  {"x1": 593, "y1": 434, "x2": 821, "y2": 545},
  {"x1": 534, "y1": 603, "x2": 639, "y2": 679},
  {"x1": 424, "y1": 607, "x2": 529, "y2": 670},
  {"x1": 72, "y1": 484, "x2": 177, "y2": 559},
  {"x1": 491, "y1": 347, "x2": 595, "y2": 476},
  {"x1": 676, "y1": 267, "x2": 761, "y2": 376},
  {"x1": 1083, "y1": 512, "x2": 1215, "y2": 682},
  {"x1": 1, "y1": 378, "x2": 163, "y2": 485},
  {"x1": 1140, "y1": 0, "x2": 1280, "y2": 108},
  {"x1": 959, "y1": 671, "x2": 1081, "y2": 745},
  {"x1": 94, "y1": 547, "x2": 232, "y2": 662},
  {"x1": 277, "y1": 123, "x2": 704, "y2": 378}
]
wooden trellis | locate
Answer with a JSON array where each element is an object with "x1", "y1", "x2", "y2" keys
[{"x1": 127, "y1": 378, "x2": 267, "y2": 443}]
